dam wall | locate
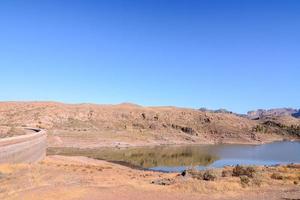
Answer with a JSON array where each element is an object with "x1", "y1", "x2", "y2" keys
[{"x1": 0, "y1": 129, "x2": 47, "y2": 163}]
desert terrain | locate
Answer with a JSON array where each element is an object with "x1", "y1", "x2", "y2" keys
[{"x1": 0, "y1": 102, "x2": 299, "y2": 200}]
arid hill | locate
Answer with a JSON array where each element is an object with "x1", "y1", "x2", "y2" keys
[{"x1": 0, "y1": 102, "x2": 299, "y2": 148}]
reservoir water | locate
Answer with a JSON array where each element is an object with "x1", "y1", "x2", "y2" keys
[{"x1": 48, "y1": 141, "x2": 300, "y2": 173}]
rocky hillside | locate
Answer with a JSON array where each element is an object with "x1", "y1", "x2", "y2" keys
[
  {"x1": 0, "y1": 102, "x2": 299, "y2": 147},
  {"x1": 245, "y1": 108, "x2": 300, "y2": 139}
]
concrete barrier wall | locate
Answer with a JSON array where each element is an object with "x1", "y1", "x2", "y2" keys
[{"x1": 0, "y1": 129, "x2": 47, "y2": 164}]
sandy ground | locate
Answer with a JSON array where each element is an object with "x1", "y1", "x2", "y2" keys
[{"x1": 0, "y1": 156, "x2": 299, "y2": 200}]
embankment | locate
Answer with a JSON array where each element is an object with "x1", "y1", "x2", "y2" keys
[{"x1": 0, "y1": 128, "x2": 47, "y2": 163}]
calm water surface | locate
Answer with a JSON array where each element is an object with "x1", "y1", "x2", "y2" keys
[{"x1": 48, "y1": 141, "x2": 300, "y2": 173}]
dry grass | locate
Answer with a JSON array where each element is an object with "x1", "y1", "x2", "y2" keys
[
  {"x1": 0, "y1": 156, "x2": 299, "y2": 200},
  {"x1": 172, "y1": 178, "x2": 242, "y2": 194},
  {"x1": 173, "y1": 164, "x2": 300, "y2": 194}
]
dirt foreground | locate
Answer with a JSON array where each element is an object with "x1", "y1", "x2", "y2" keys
[{"x1": 0, "y1": 156, "x2": 299, "y2": 200}]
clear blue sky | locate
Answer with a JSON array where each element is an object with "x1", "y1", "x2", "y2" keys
[{"x1": 0, "y1": 0, "x2": 299, "y2": 113}]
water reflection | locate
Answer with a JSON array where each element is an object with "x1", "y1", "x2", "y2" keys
[{"x1": 48, "y1": 145, "x2": 218, "y2": 168}]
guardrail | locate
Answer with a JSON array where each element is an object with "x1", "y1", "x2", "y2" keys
[{"x1": 0, "y1": 128, "x2": 47, "y2": 163}]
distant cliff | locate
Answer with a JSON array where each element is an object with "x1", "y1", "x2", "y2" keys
[{"x1": 247, "y1": 108, "x2": 300, "y2": 120}]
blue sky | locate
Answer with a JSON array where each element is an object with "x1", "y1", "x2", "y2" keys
[{"x1": 0, "y1": 0, "x2": 299, "y2": 113}]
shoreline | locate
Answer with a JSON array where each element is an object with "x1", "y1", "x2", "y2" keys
[{"x1": 48, "y1": 137, "x2": 300, "y2": 150}]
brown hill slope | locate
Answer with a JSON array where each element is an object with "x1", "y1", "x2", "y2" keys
[{"x1": 0, "y1": 102, "x2": 299, "y2": 148}]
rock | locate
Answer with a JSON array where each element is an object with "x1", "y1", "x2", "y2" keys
[
  {"x1": 149, "y1": 124, "x2": 157, "y2": 130},
  {"x1": 181, "y1": 127, "x2": 194, "y2": 134},
  {"x1": 181, "y1": 170, "x2": 187, "y2": 177},
  {"x1": 294, "y1": 181, "x2": 298, "y2": 185},
  {"x1": 204, "y1": 118, "x2": 211, "y2": 123},
  {"x1": 141, "y1": 113, "x2": 146, "y2": 120}
]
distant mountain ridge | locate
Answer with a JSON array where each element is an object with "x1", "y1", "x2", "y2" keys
[
  {"x1": 247, "y1": 108, "x2": 300, "y2": 120},
  {"x1": 199, "y1": 108, "x2": 234, "y2": 114},
  {"x1": 199, "y1": 107, "x2": 300, "y2": 119}
]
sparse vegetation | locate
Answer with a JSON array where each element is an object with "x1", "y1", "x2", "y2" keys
[
  {"x1": 252, "y1": 176, "x2": 263, "y2": 187},
  {"x1": 221, "y1": 169, "x2": 232, "y2": 177},
  {"x1": 252, "y1": 125, "x2": 268, "y2": 133},
  {"x1": 240, "y1": 176, "x2": 250, "y2": 187},
  {"x1": 151, "y1": 178, "x2": 175, "y2": 185},
  {"x1": 202, "y1": 170, "x2": 217, "y2": 181},
  {"x1": 181, "y1": 169, "x2": 216, "y2": 181},
  {"x1": 232, "y1": 165, "x2": 256, "y2": 178},
  {"x1": 271, "y1": 172, "x2": 284, "y2": 180}
]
